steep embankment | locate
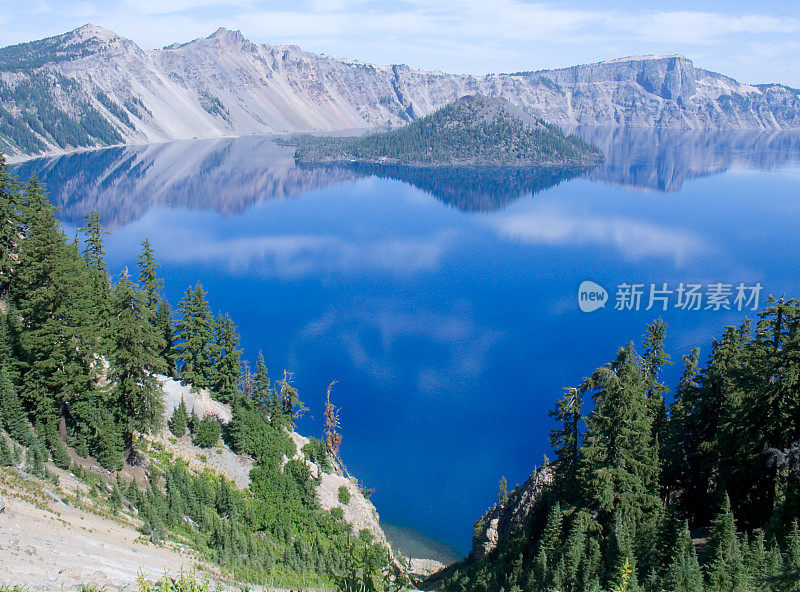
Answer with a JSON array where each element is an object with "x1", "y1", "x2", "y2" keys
[
  {"x1": 0, "y1": 375, "x2": 442, "y2": 591},
  {"x1": 1, "y1": 25, "x2": 799, "y2": 160}
]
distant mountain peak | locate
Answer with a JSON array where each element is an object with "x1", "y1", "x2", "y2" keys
[
  {"x1": 68, "y1": 24, "x2": 120, "y2": 44},
  {"x1": 207, "y1": 27, "x2": 246, "y2": 44}
]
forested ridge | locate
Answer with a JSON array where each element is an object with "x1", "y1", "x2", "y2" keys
[
  {"x1": 438, "y1": 309, "x2": 800, "y2": 592},
  {"x1": 293, "y1": 95, "x2": 604, "y2": 167},
  {"x1": 0, "y1": 154, "x2": 406, "y2": 590}
]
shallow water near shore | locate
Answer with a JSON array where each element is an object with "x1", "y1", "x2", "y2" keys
[{"x1": 13, "y1": 127, "x2": 800, "y2": 554}]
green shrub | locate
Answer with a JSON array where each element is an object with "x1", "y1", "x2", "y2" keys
[
  {"x1": 136, "y1": 571, "x2": 213, "y2": 592},
  {"x1": 0, "y1": 434, "x2": 12, "y2": 466},
  {"x1": 192, "y1": 415, "x2": 220, "y2": 448},
  {"x1": 338, "y1": 485, "x2": 351, "y2": 505},
  {"x1": 170, "y1": 399, "x2": 188, "y2": 437},
  {"x1": 302, "y1": 437, "x2": 332, "y2": 472}
]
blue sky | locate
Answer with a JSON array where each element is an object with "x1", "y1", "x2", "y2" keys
[{"x1": 1, "y1": 0, "x2": 799, "y2": 86}]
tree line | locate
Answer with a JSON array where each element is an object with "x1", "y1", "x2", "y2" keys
[
  {"x1": 441, "y1": 305, "x2": 800, "y2": 592},
  {"x1": 0, "y1": 155, "x2": 400, "y2": 590}
]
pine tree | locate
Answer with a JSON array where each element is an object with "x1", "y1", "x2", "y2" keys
[
  {"x1": 784, "y1": 519, "x2": 800, "y2": 591},
  {"x1": 662, "y1": 520, "x2": 703, "y2": 592},
  {"x1": 606, "y1": 516, "x2": 637, "y2": 592},
  {"x1": 277, "y1": 370, "x2": 306, "y2": 428},
  {"x1": 252, "y1": 351, "x2": 272, "y2": 410},
  {"x1": 214, "y1": 313, "x2": 242, "y2": 403},
  {"x1": 706, "y1": 493, "x2": 747, "y2": 592},
  {"x1": 745, "y1": 530, "x2": 772, "y2": 590},
  {"x1": 0, "y1": 434, "x2": 12, "y2": 466},
  {"x1": 79, "y1": 210, "x2": 112, "y2": 343},
  {"x1": 641, "y1": 319, "x2": 671, "y2": 462},
  {"x1": 578, "y1": 344, "x2": 660, "y2": 523},
  {"x1": 170, "y1": 398, "x2": 188, "y2": 437},
  {"x1": 561, "y1": 509, "x2": 588, "y2": 589},
  {"x1": 580, "y1": 535, "x2": 603, "y2": 592},
  {"x1": 80, "y1": 211, "x2": 108, "y2": 273},
  {"x1": 0, "y1": 154, "x2": 22, "y2": 294},
  {"x1": 0, "y1": 314, "x2": 30, "y2": 445},
  {"x1": 533, "y1": 502, "x2": 563, "y2": 589},
  {"x1": 663, "y1": 347, "x2": 700, "y2": 504},
  {"x1": 174, "y1": 284, "x2": 216, "y2": 389},
  {"x1": 550, "y1": 385, "x2": 583, "y2": 502},
  {"x1": 155, "y1": 296, "x2": 177, "y2": 377},
  {"x1": 193, "y1": 414, "x2": 220, "y2": 448},
  {"x1": 110, "y1": 268, "x2": 164, "y2": 453},
  {"x1": 137, "y1": 237, "x2": 163, "y2": 311},
  {"x1": 12, "y1": 176, "x2": 66, "y2": 420}
]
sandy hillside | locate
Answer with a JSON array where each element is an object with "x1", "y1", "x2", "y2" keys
[
  {"x1": 0, "y1": 469, "x2": 208, "y2": 591},
  {"x1": 0, "y1": 376, "x2": 445, "y2": 590}
]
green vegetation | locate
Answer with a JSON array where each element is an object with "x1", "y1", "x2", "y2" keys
[
  {"x1": 0, "y1": 71, "x2": 122, "y2": 155},
  {"x1": 170, "y1": 399, "x2": 189, "y2": 437},
  {"x1": 191, "y1": 415, "x2": 220, "y2": 448},
  {"x1": 339, "y1": 485, "x2": 352, "y2": 505},
  {"x1": 0, "y1": 155, "x2": 400, "y2": 590},
  {"x1": 0, "y1": 31, "x2": 97, "y2": 71},
  {"x1": 294, "y1": 95, "x2": 603, "y2": 167},
  {"x1": 440, "y1": 302, "x2": 800, "y2": 592}
]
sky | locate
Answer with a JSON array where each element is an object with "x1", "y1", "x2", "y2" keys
[{"x1": 0, "y1": 0, "x2": 799, "y2": 86}]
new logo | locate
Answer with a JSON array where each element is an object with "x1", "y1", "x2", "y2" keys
[{"x1": 578, "y1": 280, "x2": 608, "y2": 313}]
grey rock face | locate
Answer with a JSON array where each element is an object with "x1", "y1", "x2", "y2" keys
[
  {"x1": 2, "y1": 26, "x2": 800, "y2": 159},
  {"x1": 469, "y1": 465, "x2": 553, "y2": 561}
]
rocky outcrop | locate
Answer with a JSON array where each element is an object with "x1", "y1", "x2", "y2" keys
[
  {"x1": 156, "y1": 376, "x2": 390, "y2": 546},
  {"x1": 470, "y1": 465, "x2": 553, "y2": 561},
  {"x1": 2, "y1": 26, "x2": 800, "y2": 160}
]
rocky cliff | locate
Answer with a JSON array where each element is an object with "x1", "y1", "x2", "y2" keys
[
  {"x1": 2, "y1": 26, "x2": 800, "y2": 159},
  {"x1": 469, "y1": 465, "x2": 553, "y2": 561}
]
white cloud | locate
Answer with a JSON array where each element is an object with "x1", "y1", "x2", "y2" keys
[
  {"x1": 295, "y1": 297, "x2": 504, "y2": 395},
  {"x1": 487, "y1": 205, "x2": 711, "y2": 266},
  {"x1": 1, "y1": 0, "x2": 799, "y2": 85},
  {"x1": 156, "y1": 230, "x2": 457, "y2": 278}
]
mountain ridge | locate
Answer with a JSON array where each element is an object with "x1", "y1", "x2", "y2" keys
[{"x1": 1, "y1": 24, "x2": 800, "y2": 160}]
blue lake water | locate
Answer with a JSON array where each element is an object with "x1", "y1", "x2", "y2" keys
[{"x1": 12, "y1": 128, "x2": 800, "y2": 555}]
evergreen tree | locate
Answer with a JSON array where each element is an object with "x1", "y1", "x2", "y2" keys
[
  {"x1": 641, "y1": 319, "x2": 671, "y2": 462},
  {"x1": 110, "y1": 268, "x2": 164, "y2": 453},
  {"x1": 277, "y1": 370, "x2": 306, "y2": 428},
  {"x1": 784, "y1": 519, "x2": 800, "y2": 591},
  {"x1": 193, "y1": 414, "x2": 221, "y2": 448},
  {"x1": 705, "y1": 493, "x2": 747, "y2": 592},
  {"x1": 533, "y1": 502, "x2": 563, "y2": 589},
  {"x1": 550, "y1": 385, "x2": 583, "y2": 502},
  {"x1": 13, "y1": 176, "x2": 67, "y2": 421},
  {"x1": 561, "y1": 509, "x2": 589, "y2": 589},
  {"x1": 170, "y1": 398, "x2": 188, "y2": 437},
  {"x1": 0, "y1": 311, "x2": 30, "y2": 445},
  {"x1": 662, "y1": 520, "x2": 703, "y2": 592},
  {"x1": 252, "y1": 351, "x2": 272, "y2": 410},
  {"x1": 214, "y1": 313, "x2": 242, "y2": 403},
  {"x1": 80, "y1": 211, "x2": 108, "y2": 272},
  {"x1": 663, "y1": 347, "x2": 700, "y2": 505},
  {"x1": 174, "y1": 284, "x2": 216, "y2": 389},
  {"x1": 155, "y1": 296, "x2": 177, "y2": 377},
  {"x1": 578, "y1": 344, "x2": 660, "y2": 523},
  {"x1": 0, "y1": 434, "x2": 12, "y2": 466},
  {"x1": 0, "y1": 155, "x2": 22, "y2": 294},
  {"x1": 137, "y1": 237, "x2": 163, "y2": 311},
  {"x1": 0, "y1": 362, "x2": 31, "y2": 445},
  {"x1": 79, "y1": 211, "x2": 112, "y2": 343}
]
